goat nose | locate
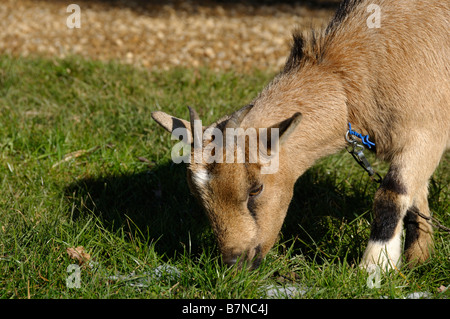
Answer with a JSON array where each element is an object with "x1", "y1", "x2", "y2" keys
[
  {"x1": 223, "y1": 245, "x2": 262, "y2": 268},
  {"x1": 223, "y1": 254, "x2": 239, "y2": 266}
]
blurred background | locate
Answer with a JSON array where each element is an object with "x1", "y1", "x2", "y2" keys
[{"x1": 0, "y1": 0, "x2": 341, "y2": 72}]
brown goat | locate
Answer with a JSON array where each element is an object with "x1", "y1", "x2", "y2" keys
[{"x1": 152, "y1": 0, "x2": 449, "y2": 271}]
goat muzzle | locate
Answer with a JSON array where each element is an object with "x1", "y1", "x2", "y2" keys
[{"x1": 223, "y1": 245, "x2": 262, "y2": 270}]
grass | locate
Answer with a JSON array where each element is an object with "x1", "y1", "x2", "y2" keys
[{"x1": 0, "y1": 54, "x2": 448, "y2": 299}]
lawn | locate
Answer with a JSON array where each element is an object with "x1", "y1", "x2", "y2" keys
[{"x1": 0, "y1": 54, "x2": 448, "y2": 299}]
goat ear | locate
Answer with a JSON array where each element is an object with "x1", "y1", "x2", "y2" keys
[
  {"x1": 270, "y1": 112, "x2": 302, "y2": 146},
  {"x1": 260, "y1": 112, "x2": 302, "y2": 159},
  {"x1": 152, "y1": 108, "x2": 207, "y2": 144},
  {"x1": 151, "y1": 111, "x2": 190, "y2": 133},
  {"x1": 152, "y1": 111, "x2": 195, "y2": 144}
]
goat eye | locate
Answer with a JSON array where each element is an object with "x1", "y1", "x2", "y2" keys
[{"x1": 249, "y1": 184, "x2": 263, "y2": 197}]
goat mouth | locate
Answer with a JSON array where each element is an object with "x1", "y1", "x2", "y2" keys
[
  {"x1": 249, "y1": 255, "x2": 262, "y2": 270},
  {"x1": 224, "y1": 245, "x2": 263, "y2": 270},
  {"x1": 250, "y1": 244, "x2": 262, "y2": 269}
]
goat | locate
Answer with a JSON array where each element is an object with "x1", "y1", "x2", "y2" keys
[{"x1": 152, "y1": 0, "x2": 449, "y2": 271}]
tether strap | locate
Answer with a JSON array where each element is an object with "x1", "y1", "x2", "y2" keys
[
  {"x1": 348, "y1": 146, "x2": 382, "y2": 184},
  {"x1": 345, "y1": 123, "x2": 449, "y2": 234},
  {"x1": 345, "y1": 123, "x2": 382, "y2": 184}
]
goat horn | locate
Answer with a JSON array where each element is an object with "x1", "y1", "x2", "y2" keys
[
  {"x1": 188, "y1": 106, "x2": 202, "y2": 148},
  {"x1": 225, "y1": 104, "x2": 254, "y2": 129}
]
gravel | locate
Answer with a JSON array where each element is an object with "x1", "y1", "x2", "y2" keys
[{"x1": 1, "y1": 0, "x2": 335, "y2": 72}]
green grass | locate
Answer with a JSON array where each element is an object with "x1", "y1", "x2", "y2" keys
[{"x1": 0, "y1": 54, "x2": 448, "y2": 299}]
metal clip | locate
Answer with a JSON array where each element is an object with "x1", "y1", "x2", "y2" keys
[{"x1": 346, "y1": 129, "x2": 382, "y2": 184}]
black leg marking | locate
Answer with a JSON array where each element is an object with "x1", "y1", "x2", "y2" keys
[
  {"x1": 369, "y1": 166, "x2": 408, "y2": 242},
  {"x1": 370, "y1": 191, "x2": 401, "y2": 242},
  {"x1": 403, "y1": 206, "x2": 420, "y2": 253},
  {"x1": 380, "y1": 166, "x2": 407, "y2": 195}
]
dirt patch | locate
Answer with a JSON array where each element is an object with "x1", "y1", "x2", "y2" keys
[{"x1": 1, "y1": 0, "x2": 336, "y2": 72}]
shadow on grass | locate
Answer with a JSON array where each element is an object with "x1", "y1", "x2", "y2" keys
[
  {"x1": 283, "y1": 169, "x2": 374, "y2": 265},
  {"x1": 64, "y1": 162, "x2": 214, "y2": 259},
  {"x1": 64, "y1": 160, "x2": 373, "y2": 264}
]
